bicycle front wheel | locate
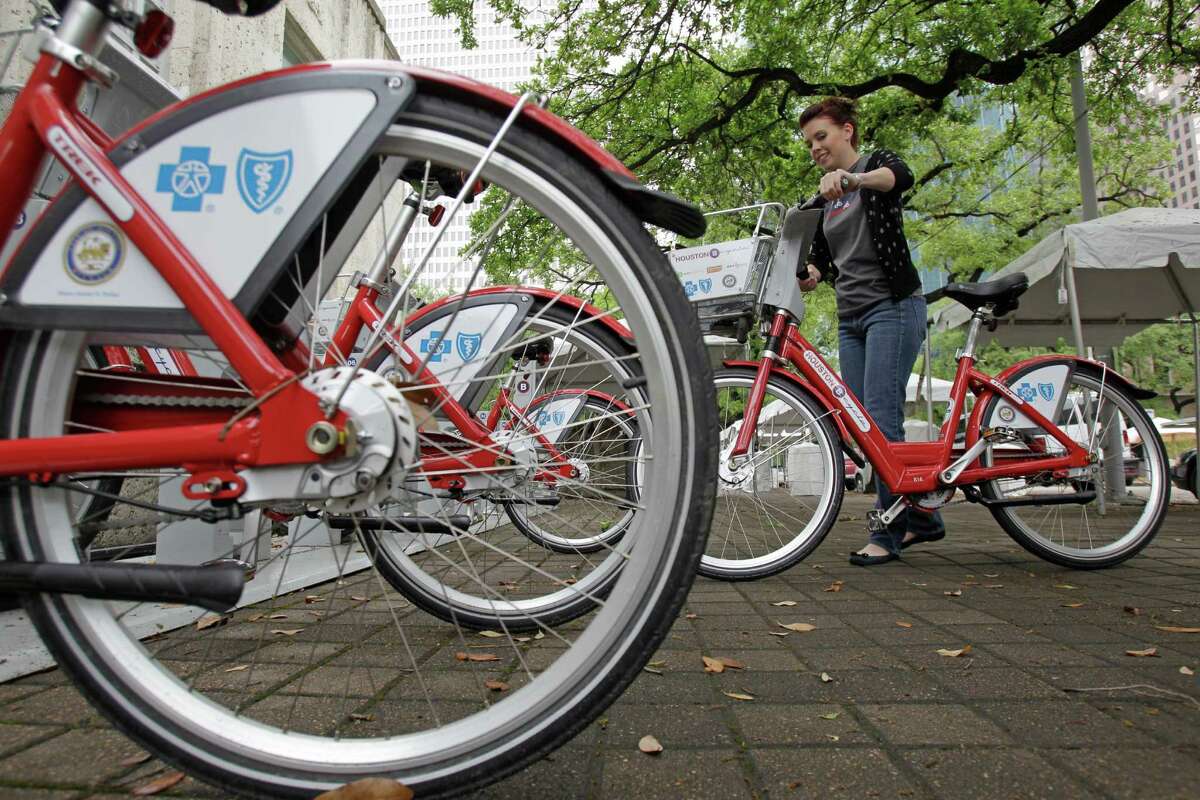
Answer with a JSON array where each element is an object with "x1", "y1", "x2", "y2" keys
[
  {"x1": 0, "y1": 90, "x2": 715, "y2": 798},
  {"x1": 698, "y1": 368, "x2": 844, "y2": 580}
]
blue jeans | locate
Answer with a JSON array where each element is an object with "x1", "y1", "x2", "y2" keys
[{"x1": 838, "y1": 296, "x2": 945, "y2": 554}]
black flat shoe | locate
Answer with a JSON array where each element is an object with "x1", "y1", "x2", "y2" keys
[
  {"x1": 900, "y1": 531, "x2": 946, "y2": 551},
  {"x1": 849, "y1": 550, "x2": 900, "y2": 566}
]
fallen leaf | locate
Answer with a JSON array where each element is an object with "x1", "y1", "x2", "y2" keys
[
  {"x1": 484, "y1": 680, "x2": 509, "y2": 692},
  {"x1": 768, "y1": 631, "x2": 790, "y2": 637},
  {"x1": 478, "y1": 630, "x2": 504, "y2": 638},
  {"x1": 648, "y1": 660, "x2": 667, "y2": 668},
  {"x1": 819, "y1": 711, "x2": 840, "y2": 720},
  {"x1": 271, "y1": 629, "x2": 303, "y2": 637},
  {"x1": 224, "y1": 664, "x2": 249, "y2": 673},
  {"x1": 961, "y1": 580, "x2": 980, "y2": 587},
  {"x1": 1055, "y1": 584, "x2": 1078, "y2": 590},
  {"x1": 454, "y1": 652, "x2": 500, "y2": 662},
  {"x1": 825, "y1": 734, "x2": 840, "y2": 742},
  {"x1": 1124, "y1": 606, "x2": 1143, "y2": 616},
  {"x1": 896, "y1": 621, "x2": 914, "y2": 629},
  {"x1": 779, "y1": 622, "x2": 816, "y2": 632},
  {"x1": 245, "y1": 613, "x2": 266, "y2": 622},
  {"x1": 349, "y1": 712, "x2": 375, "y2": 721},
  {"x1": 315, "y1": 777, "x2": 414, "y2": 800},
  {"x1": 718, "y1": 657, "x2": 746, "y2": 670},
  {"x1": 642, "y1": 666, "x2": 663, "y2": 675},
  {"x1": 722, "y1": 691, "x2": 755, "y2": 701},
  {"x1": 307, "y1": 611, "x2": 324, "y2": 618},
  {"x1": 304, "y1": 595, "x2": 322, "y2": 604},
  {"x1": 824, "y1": 580, "x2": 844, "y2": 593},
  {"x1": 1062, "y1": 602, "x2": 1085, "y2": 609},
  {"x1": 702, "y1": 656, "x2": 725, "y2": 673},
  {"x1": 268, "y1": 614, "x2": 289, "y2": 620},
  {"x1": 684, "y1": 613, "x2": 698, "y2": 620},
  {"x1": 1155, "y1": 626, "x2": 1200, "y2": 634},
  {"x1": 638, "y1": 734, "x2": 663, "y2": 754},
  {"x1": 936, "y1": 645, "x2": 973, "y2": 658},
  {"x1": 1180, "y1": 666, "x2": 1195, "y2": 676},
  {"x1": 820, "y1": 672, "x2": 834, "y2": 683},
  {"x1": 984, "y1": 573, "x2": 1000, "y2": 578},
  {"x1": 515, "y1": 636, "x2": 531, "y2": 643},
  {"x1": 350, "y1": 595, "x2": 369, "y2": 602},
  {"x1": 131, "y1": 771, "x2": 186, "y2": 796},
  {"x1": 1122, "y1": 719, "x2": 1135, "y2": 728},
  {"x1": 195, "y1": 614, "x2": 227, "y2": 631},
  {"x1": 1125, "y1": 647, "x2": 1159, "y2": 658},
  {"x1": 943, "y1": 590, "x2": 962, "y2": 597},
  {"x1": 985, "y1": 584, "x2": 1005, "y2": 589},
  {"x1": 771, "y1": 600, "x2": 798, "y2": 607},
  {"x1": 119, "y1": 752, "x2": 151, "y2": 768}
]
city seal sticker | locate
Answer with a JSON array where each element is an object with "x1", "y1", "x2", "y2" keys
[{"x1": 63, "y1": 222, "x2": 125, "y2": 285}]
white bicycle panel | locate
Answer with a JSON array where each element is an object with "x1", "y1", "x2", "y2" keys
[
  {"x1": 17, "y1": 90, "x2": 376, "y2": 308},
  {"x1": 522, "y1": 394, "x2": 588, "y2": 446},
  {"x1": 991, "y1": 364, "x2": 1071, "y2": 430},
  {"x1": 670, "y1": 238, "x2": 757, "y2": 301},
  {"x1": 382, "y1": 303, "x2": 520, "y2": 402}
]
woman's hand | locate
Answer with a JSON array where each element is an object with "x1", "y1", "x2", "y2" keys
[
  {"x1": 818, "y1": 169, "x2": 860, "y2": 200},
  {"x1": 798, "y1": 264, "x2": 821, "y2": 292}
]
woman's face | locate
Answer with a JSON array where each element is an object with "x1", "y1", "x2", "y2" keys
[{"x1": 800, "y1": 116, "x2": 855, "y2": 172}]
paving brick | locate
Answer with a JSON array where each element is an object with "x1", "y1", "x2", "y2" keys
[
  {"x1": 901, "y1": 747, "x2": 1079, "y2": 799},
  {"x1": 753, "y1": 746, "x2": 920, "y2": 799},
  {"x1": 600, "y1": 748, "x2": 754, "y2": 799},
  {"x1": 856, "y1": 704, "x2": 1014, "y2": 746}
]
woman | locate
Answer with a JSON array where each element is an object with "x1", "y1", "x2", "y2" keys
[{"x1": 796, "y1": 97, "x2": 945, "y2": 566}]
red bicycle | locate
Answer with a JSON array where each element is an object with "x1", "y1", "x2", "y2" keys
[
  {"x1": 692, "y1": 206, "x2": 1169, "y2": 579},
  {"x1": 0, "y1": 1, "x2": 715, "y2": 795}
]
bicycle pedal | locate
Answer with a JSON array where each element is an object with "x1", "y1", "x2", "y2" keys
[{"x1": 866, "y1": 510, "x2": 884, "y2": 533}]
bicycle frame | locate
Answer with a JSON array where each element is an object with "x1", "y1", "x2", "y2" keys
[{"x1": 729, "y1": 309, "x2": 1093, "y2": 497}]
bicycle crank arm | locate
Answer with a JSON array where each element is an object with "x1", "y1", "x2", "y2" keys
[
  {"x1": 962, "y1": 487, "x2": 1097, "y2": 509},
  {"x1": 326, "y1": 515, "x2": 472, "y2": 534},
  {"x1": 0, "y1": 561, "x2": 244, "y2": 613}
]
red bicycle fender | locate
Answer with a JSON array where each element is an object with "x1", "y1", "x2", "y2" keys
[
  {"x1": 994, "y1": 355, "x2": 1155, "y2": 400},
  {"x1": 721, "y1": 360, "x2": 857, "y2": 444},
  {"x1": 407, "y1": 286, "x2": 633, "y2": 342}
]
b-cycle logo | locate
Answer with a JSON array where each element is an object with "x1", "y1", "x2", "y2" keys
[
  {"x1": 157, "y1": 146, "x2": 226, "y2": 212},
  {"x1": 803, "y1": 350, "x2": 871, "y2": 433},
  {"x1": 237, "y1": 148, "x2": 293, "y2": 213},
  {"x1": 63, "y1": 222, "x2": 125, "y2": 285}
]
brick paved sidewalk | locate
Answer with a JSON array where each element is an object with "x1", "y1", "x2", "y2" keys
[{"x1": 2, "y1": 501, "x2": 1197, "y2": 799}]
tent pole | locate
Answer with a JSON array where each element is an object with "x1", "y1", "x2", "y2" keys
[{"x1": 1164, "y1": 253, "x2": 1200, "y2": 497}]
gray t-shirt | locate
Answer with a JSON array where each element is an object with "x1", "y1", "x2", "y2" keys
[{"x1": 823, "y1": 156, "x2": 891, "y2": 318}]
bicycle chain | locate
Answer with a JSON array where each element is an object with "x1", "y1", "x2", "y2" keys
[{"x1": 79, "y1": 392, "x2": 252, "y2": 408}]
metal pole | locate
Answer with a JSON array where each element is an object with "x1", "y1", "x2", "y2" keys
[
  {"x1": 925, "y1": 319, "x2": 935, "y2": 437},
  {"x1": 1193, "y1": 315, "x2": 1199, "y2": 497}
]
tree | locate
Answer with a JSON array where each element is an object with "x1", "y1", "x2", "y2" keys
[{"x1": 459, "y1": 0, "x2": 1190, "y2": 292}]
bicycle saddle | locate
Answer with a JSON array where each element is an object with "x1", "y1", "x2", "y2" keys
[{"x1": 938, "y1": 272, "x2": 1029, "y2": 317}]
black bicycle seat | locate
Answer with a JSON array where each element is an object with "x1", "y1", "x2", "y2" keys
[{"x1": 939, "y1": 272, "x2": 1029, "y2": 317}]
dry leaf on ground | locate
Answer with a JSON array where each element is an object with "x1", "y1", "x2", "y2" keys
[
  {"x1": 1181, "y1": 666, "x2": 1195, "y2": 676},
  {"x1": 268, "y1": 613, "x2": 289, "y2": 620},
  {"x1": 820, "y1": 672, "x2": 833, "y2": 683},
  {"x1": 778, "y1": 622, "x2": 816, "y2": 632},
  {"x1": 642, "y1": 666, "x2": 663, "y2": 675},
  {"x1": 350, "y1": 595, "x2": 369, "y2": 602},
  {"x1": 1155, "y1": 626, "x2": 1200, "y2": 634},
  {"x1": 824, "y1": 580, "x2": 844, "y2": 593},
  {"x1": 349, "y1": 713, "x2": 374, "y2": 722},
  {"x1": 304, "y1": 595, "x2": 322, "y2": 604},
  {"x1": 478, "y1": 630, "x2": 503, "y2": 638},
  {"x1": 1062, "y1": 602, "x2": 1085, "y2": 609},
  {"x1": 1124, "y1": 606, "x2": 1143, "y2": 616},
  {"x1": 896, "y1": 621, "x2": 913, "y2": 628},
  {"x1": 131, "y1": 771, "x2": 186, "y2": 796},
  {"x1": 723, "y1": 691, "x2": 755, "y2": 701},
  {"x1": 1125, "y1": 647, "x2": 1160, "y2": 658},
  {"x1": 819, "y1": 711, "x2": 840, "y2": 720},
  {"x1": 771, "y1": 600, "x2": 797, "y2": 607},
  {"x1": 943, "y1": 590, "x2": 962, "y2": 597},
  {"x1": 454, "y1": 652, "x2": 500, "y2": 662},
  {"x1": 702, "y1": 656, "x2": 725, "y2": 673},
  {"x1": 768, "y1": 631, "x2": 790, "y2": 637},
  {"x1": 224, "y1": 664, "x2": 249, "y2": 673},
  {"x1": 718, "y1": 657, "x2": 746, "y2": 670},
  {"x1": 936, "y1": 645, "x2": 973, "y2": 658},
  {"x1": 271, "y1": 629, "x2": 303, "y2": 637},
  {"x1": 638, "y1": 734, "x2": 664, "y2": 754},
  {"x1": 484, "y1": 680, "x2": 509, "y2": 692},
  {"x1": 315, "y1": 777, "x2": 414, "y2": 800},
  {"x1": 119, "y1": 752, "x2": 151, "y2": 768},
  {"x1": 684, "y1": 613, "x2": 698, "y2": 620},
  {"x1": 1055, "y1": 584, "x2": 1078, "y2": 590},
  {"x1": 195, "y1": 614, "x2": 227, "y2": 631}
]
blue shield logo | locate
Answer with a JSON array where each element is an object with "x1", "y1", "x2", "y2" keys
[
  {"x1": 1038, "y1": 383, "x2": 1055, "y2": 402},
  {"x1": 699, "y1": 278, "x2": 712, "y2": 294},
  {"x1": 552, "y1": 411, "x2": 566, "y2": 426},
  {"x1": 1016, "y1": 382, "x2": 1037, "y2": 402},
  {"x1": 236, "y1": 149, "x2": 293, "y2": 213},
  {"x1": 456, "y1": 332, "x2": 483, "y2": 362}
]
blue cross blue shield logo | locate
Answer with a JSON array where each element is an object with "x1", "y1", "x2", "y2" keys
[
  {"x1": 418, "y1": 330, "x2": 450, "y2": 362},
  {"x1": 456, "y1": 332, "x2": 483, "y2": 362},
  {"x1": 1016, "y1": 382, "x2": 1037, "y2": 402},
  {"x1": 156, "y1": 147, "x2": 225, "y2": 212},
  {"x1": 683, "y1": 280, "x2": 697, "y2": 297},
  {"x1": 236, "y1": 149, "x2": 293, "y2": 213},
  {"x1": 699, "y1": 278, "x2": 712, "y2": 294},
  {"x1": 1038, "y1": 383, "x2": 1055, "y2": 402}
]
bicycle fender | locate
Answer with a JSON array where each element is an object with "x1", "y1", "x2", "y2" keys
[
  {"x1": 401, "y1": 66, "x2": 706, "y2": 239},
  {"x1": 0, "y1": 65, "x2": 417, "y2": 336},
  {"x1": 995, "y1": 355, "x2": 1155, "y2": 400},
  {"x1": 720, "y1": 360, "x2": 857, "y2": 445}
]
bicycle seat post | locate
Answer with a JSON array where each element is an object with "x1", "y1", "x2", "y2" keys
[{"x1": 957, "y1": 304, "x2": 996, "y2": 362}]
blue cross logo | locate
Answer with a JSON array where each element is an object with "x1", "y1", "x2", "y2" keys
[
  {"x1": 419, "y1": 330, "x2": 451, "y2": 362},
  {"x1": 156, "y1": 147, "x2": 226, "y2": 212}
]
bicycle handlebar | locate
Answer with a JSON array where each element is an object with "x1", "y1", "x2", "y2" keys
[{"x1": 51, "y1": 0, "x2": 283, "y2": 18}]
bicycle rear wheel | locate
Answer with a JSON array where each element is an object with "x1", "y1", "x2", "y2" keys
[
  {"x1": 0, "y1": 91, "x2": 715, "y2": 797},
  {"x1": 979, "y1": 369, "x2": 1168, "y2": 569}
]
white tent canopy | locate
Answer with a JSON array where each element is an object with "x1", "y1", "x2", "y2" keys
[
  {"x1": 907, "y1": 373, "x2": 953, "y2": 403},
  {"x1": 932, "y1": 208, "x2": 1200, "y2": 348}
]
